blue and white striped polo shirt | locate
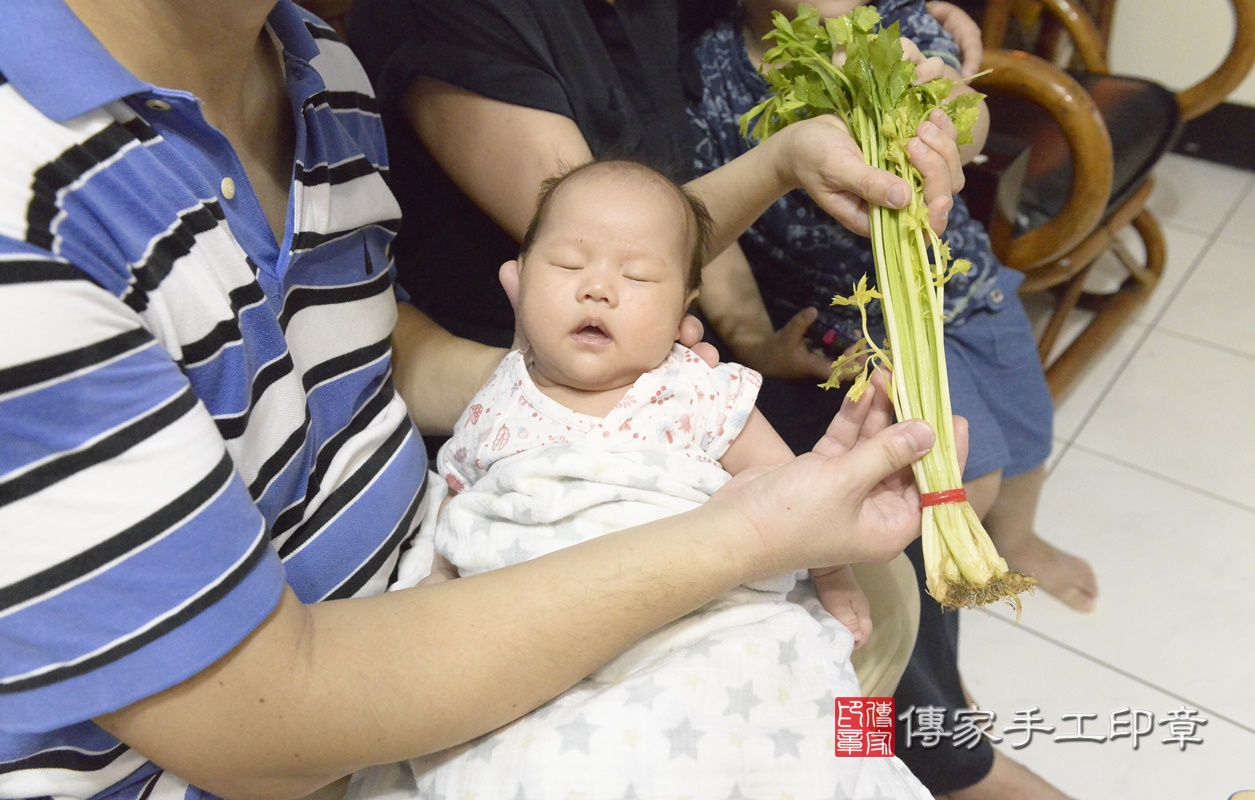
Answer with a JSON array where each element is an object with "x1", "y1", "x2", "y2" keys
[{"x1": 0, "y1": 2, "x2": 428, "y2": 797}]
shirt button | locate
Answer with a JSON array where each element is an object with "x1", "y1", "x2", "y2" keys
[
  {"x1": 145, "y1": 99, "x2": 172, "y2": 112},
  {"x1": 989, "y1": 288, "x2": 1005, "y2": 304},
  {"x1": 220, "y1": 177, "x2": 236, "y2": 200}
]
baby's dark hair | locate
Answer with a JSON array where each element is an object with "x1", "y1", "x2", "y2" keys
[{"x1": 519, "y1": 159, "x2": 713, "y2": 293}]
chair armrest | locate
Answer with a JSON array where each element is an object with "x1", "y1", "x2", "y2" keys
[
  {"x1": 977, "y1": 0, "x2": 1107, "y2": 69},
  {"x1": 961, "y1": 131, "x2": 1031, "y2": 255},
  {"x1": 987, "y1": 0, "x2": 1255, "y2": 122},
  {"x1": 1033, "y1": 0, "x2": 1110, "y2": 71},
  {"x1": 974, "y1": 48, "x2": 1114, "y2": 272},
  {"x1": 1176, "y1": 0, "x2": 1255, "y2": 120}
]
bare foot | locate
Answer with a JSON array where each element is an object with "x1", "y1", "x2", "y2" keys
[
  {"x1": 999, "y1": 534, "x2": 1098, "y2": 613},
  {"x1": 936, "y1": 749, "x2": 1074, "y2": 800}
]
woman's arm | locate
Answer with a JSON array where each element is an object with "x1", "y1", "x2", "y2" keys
[
  {"x1": 687, "y1": 111, "x2": 962, "y2": 252},
  {"x1": 404, "y1": 78, "x2": 964, "y2": 259},
  {"x1": 390, "y1": 301, "x2": 507, "y2": 435},
  {"x1": 698, "y1": 245, "x2": 831, "y2": 380},
  {"x1": 404, "y1": 78, "x2": 593, "y2": 242}
]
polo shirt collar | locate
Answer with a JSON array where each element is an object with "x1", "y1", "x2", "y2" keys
[
  {"x1": 268, "y1": 0, "x2": 321, "y2": 65},
  {"x1": 0, "y1": 0, "x2": 147, "y2": 122},
  {"x1": 0, "y1": 0, "x2": 320, "y2": 123}
]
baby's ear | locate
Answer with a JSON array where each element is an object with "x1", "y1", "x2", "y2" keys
[
  {"x1": 499, "y1": 260, "x2": 522, "y2": 311},
  {"x1": 676, "y1": 289, "x2": 702, "y2": 343},
  {"x1": 682, "y1": 288, "x2": 701, "y2": 317},
  {"x1": 499, "y1": 259, "x2": 530, "y2": 353}
]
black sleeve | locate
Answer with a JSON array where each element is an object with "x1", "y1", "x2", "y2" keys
[{"x1": 349, "y1": 0, "x2": 572, "y2": 120}]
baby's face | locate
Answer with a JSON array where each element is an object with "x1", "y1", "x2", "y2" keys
[{"x1": 517, "y1": 171, "x2": 697, "y2": 395}]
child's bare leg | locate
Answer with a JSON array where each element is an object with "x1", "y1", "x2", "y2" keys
[
  {"x1": 979, "y1": 465, "x2": 1097, "y2": 612},
  {"x1": 964, "y1": 470, "x2": 1001, "y2": 520}
]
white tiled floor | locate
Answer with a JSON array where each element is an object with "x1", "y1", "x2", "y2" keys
[{"x1": 955, "y1": 154, "x2": 1255, "y2": 799}]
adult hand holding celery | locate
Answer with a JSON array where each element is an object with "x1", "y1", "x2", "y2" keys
[{"x1": 741, "y1": 5, "x2": 1035, "y2": 613}]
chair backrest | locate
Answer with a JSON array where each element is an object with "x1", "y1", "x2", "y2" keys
[{"x1": 978, "y1": 0, "x2": 1255, "y2": 121}]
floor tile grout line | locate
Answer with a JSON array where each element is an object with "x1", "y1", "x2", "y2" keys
[
  {"x1": 1044, "y1": 438, "x2": 1072, "y2": 479},
  {"x1": 1148, "y1": 152, "x2": 1252, "y2": 312},
  {"x1": 977, "y1": 609, "x2": 1255, "y2": 737},
  {"x1": 1062, "y1": 440, "x2": 1255, "y2": 515},
  {"x1": 1156, "y1": 154, "x2": 1255, "y2": 241},
  {"x1": 1062, "y1": 167, "x2": 1248, "y2": 445},
  {"x1": 1152, "y1": 326, "x2": 1255, "y2": 364},
  {"x1": 1056, "y1": 319, "x2": 1156, "y2": 446}
]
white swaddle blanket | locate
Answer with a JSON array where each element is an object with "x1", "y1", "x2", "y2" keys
[{"x1": 346, "y1": 348, "x2": 929, "y2": 799}]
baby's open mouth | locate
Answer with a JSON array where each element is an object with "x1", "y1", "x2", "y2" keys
[{"x1": 572, "y1": 321, "x2": 612, "y2": 344}]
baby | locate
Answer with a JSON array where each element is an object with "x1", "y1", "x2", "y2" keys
[
  {"x1": 430, "y1": 158, "x2": 872, "y2": 642},
  {"x1": 347, "y1": 160, "x2": 930, "y2": 800}
]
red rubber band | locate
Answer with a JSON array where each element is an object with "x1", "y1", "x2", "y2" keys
[{"x1": 920, "y1": 488, "x2": 968, "y2": 508}]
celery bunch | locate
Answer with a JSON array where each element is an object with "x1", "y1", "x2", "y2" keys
[{"x1": 741, "y1": 5, "x2": 1034, "y2": 612}]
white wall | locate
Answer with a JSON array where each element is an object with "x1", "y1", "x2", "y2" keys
[{"x1": 1108, "y1": 0, "x2": 1255, "y2": 106}]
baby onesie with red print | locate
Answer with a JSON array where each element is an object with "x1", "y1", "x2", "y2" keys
[{"x1": 438, "y1": 343, "x2": 760, "y2": 501}]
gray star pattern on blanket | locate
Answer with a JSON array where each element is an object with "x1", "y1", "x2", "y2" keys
[
  {"x1": 778, "y1": 637, "x2": 800, "y2": 667},
  {"x1": 724, "y1": 681, "x2": 761, "y2": 721},
  {"x1": 768, "y1": 728, "x2": 806, "y2": 759},
  {"x1": 497, "y1": 536, "x2": 534, "y2": 568},
  {"x1": 508, "y1": 787, "x2": 531, "y2": 800},
  {"x1": 835, "y1": 655, "x2": 858, "y2": 683},
  {"x1": 664, "y1": 718, "x2": 703, "y2": 759},
  {"x1": 814, "y1": 690, "x2": 836, "y2": 717},
  {"x1": 685, "y1": 634, "x2": 722, "y2": 659},
  {"x1": 506, "y1": 500, "x2": 537, "y2": 524},
  {"x1": 826, "y1": 785, "x2": 855, "y2": 800},
  {"x1": 618, "y1": 785, "x2": 643, "y2": 800},
  {"x1": 555, "y1": 713, "x2": 596, "y2": 755},
  {"x1": 624, "y1": 676, "x2": 665, "y2": 709},
  {"x1": 725, "y1": 783, "x2": 751, "y2": 799}
]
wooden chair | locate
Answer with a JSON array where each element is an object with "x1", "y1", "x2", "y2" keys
[{"x1": 963, "y1": 0, "x2": 1255, "y2": 397}]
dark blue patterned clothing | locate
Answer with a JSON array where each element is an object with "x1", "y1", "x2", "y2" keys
[
  {"x1": 689, "y1": 7, "x2": 999, "y2": 355},
  {"x1": 876, "y1": 0, "x2": 962, "y2": 69}
]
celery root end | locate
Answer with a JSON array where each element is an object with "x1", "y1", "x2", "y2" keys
[{"x1": 933, "y1": 571, "x2": 1037, "y2": 620}]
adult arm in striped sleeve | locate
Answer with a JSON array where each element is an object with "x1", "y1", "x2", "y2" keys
[
  {"x1": 0, "y1": 226, "x2": 939, "y2": 799},
  {"x1": 1, "y1": 3, "x2": 938, "y2": 798},
  {"x1": 92, "y1": 365, "x2": 939, "y2": 800}
]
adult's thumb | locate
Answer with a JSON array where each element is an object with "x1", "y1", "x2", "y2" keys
[{"x1": 843, "y1": 419, "x2": 935, "y2": 493}]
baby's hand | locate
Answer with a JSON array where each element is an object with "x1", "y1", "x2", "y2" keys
[{"x1": 811, "y1": 564, "x2": 872, "y2": 649}]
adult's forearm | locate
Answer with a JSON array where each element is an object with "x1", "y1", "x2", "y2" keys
[
  {"x1": 98, "y1": 506, "x2": 755, "y2": 800},
  {"x1": 696, "y1": 246, "x2": 777, "y2": 357},
  {"x1": 686, "y1": 132, "x2": 796, "y2": 257},
  {"x1": 97, "y1": 365, "x2": 937, "y2": 800},
  {"x1": 390, "y1": 302, "x2": 505, "y2": 435}
]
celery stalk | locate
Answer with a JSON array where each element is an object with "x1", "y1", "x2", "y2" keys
[{"x1": 741, "y1": 5, "x2": 1035, "y2": 613}]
